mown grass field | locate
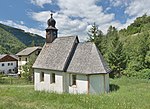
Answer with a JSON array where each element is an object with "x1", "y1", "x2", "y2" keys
[{"x1": 0, "y1": 77, "x2": 150, "y2": 109}]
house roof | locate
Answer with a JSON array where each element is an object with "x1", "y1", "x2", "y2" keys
[
  {"x1": 0, "y1": 54, "x2": 18, "y2": 62},
  {"x1": 16, "y1": 46, "x2": 42, "y2": 56},
  {"x1": 33, "y1": 36, "x2": 110, "y2": 74},
  {"x1": 33, "y1": 36, "x2": 78, "y2": 71},
  {"x1": 67, "y1": 42, "x2": 111, "y2": 74},
  {"x1": 0, "y1": 54, "x2": 6, "y2": 59},
  {"x1": 10, "y1": 55, "x2": 18, "y2": 60}
]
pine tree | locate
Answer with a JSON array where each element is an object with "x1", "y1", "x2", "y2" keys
[
  {"x1": 107, "y1": 35, "x2": 127, "y2": 77},
  {"x1": 88, "y1": 23, "x2": 104, "y2": 52},
  {"x1": 88, "y1": 23, "x2": 103, "y2": 41},
  {"x1": 107, "y1": 26, "x2": 118, "y2": 37}
]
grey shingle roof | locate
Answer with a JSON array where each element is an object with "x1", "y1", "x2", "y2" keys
[
  {"x1": 16, "y1": 46, "x2": 42, "y2": 56},
  {"x1": 33, "y1": 36, "x2": 78, "y2": 71},
  {"x1": 33, "y1": 36, "x2": 110, "y2": 74},
  {"x1": 67, "y1": 42, "x2": 111, "y2": 74}
]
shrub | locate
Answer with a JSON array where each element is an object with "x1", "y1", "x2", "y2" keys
[
  {"x1": 138, "y1": 69, "x2": 150, "y2": 79},
  {"x1": 124, "y1": 69, "x2": 150, "y2": 79}
]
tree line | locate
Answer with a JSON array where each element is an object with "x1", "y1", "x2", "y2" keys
[{"x1": 88, "y1": 14, "x2": 150, "y2": 79}]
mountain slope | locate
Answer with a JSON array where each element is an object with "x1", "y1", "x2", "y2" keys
[
  {"x1": 0, "y1": 27, "x2": 26, "y2": 54},
  {"x1": 0, "y1": 23, "x2": 45, "y2": 46}
]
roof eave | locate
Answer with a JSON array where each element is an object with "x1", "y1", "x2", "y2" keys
[
  {"x1": 66, "y1": 70, "x2": 109, "y2": 75},
  {"x1": 33, "y1": 66, "x2": 64, "y2": 72}
]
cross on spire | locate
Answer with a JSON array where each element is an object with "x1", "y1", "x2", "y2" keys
[
  {"x1": 50, "y1": 13, "x2": 53, "y2": 18},
  {"x1": 50, "y1": 11, "x2": 53, "y2": 18}
]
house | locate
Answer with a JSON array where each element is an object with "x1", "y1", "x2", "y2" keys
[
  {"x1": 16, "y1": 46, "x2": 42, "y2": 75},
  {"x1": 33, "y1": 14, "x2": 111, "y2": 94},
  {"x1": 0, "y1": 54, "x2": 18, "y2": 74}
]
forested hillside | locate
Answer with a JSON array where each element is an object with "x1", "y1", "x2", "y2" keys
[
  {"x1": 88, "y1": 14, "x2": 150, "y2": 79},
  {"x1": 0, "y1": 23, "x2": 45, "y2": 54},
  {"x1": 0, "y1": 27, "x2": 26, "y2": 54}
]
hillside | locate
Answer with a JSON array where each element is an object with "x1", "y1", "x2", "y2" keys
[
  {"x1": 120, "y1": 14, "x2": 150, "y2": 35},
  {"x1": 88, "y1": 14, "x2": 150, "y2": 79},
  {"x1": 0, "y1": 27, "x2": 26, "y2": 54},
  {"x1": 0, "y1": 23, "x2": 45, "y2": 54}
]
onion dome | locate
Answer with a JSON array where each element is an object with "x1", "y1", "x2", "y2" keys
[{"x1": 47, "y1": 13, "x2": 56, "y2": 27}]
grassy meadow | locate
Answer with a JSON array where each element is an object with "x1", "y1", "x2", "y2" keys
[{"x1": 0, "y1": 77, "x2": 150, "y2": 109}]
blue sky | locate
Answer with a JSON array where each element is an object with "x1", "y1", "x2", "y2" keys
[{"x1": 0, "y1": 0, "x2": 150, "y2": 41}]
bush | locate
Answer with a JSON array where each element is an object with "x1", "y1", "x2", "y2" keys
[
  {"x1": 123, "y1": 69, "x2": 135, "y2": 77},
  {"x1": 124, "y1": 69, "x2": 150, "y2": 79},
  {"x1": 138, "y1": 69, "x2": 150, "y2": 79}
]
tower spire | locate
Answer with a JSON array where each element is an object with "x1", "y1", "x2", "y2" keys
[
  {"x1": 45, "y1": 12, "x2": 58, "y2": 43},
  {"x1": 50, "y1": 13, "x2": 53, "y2": 18}
]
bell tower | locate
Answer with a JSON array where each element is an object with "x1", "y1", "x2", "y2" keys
[{"x1": 46, "y1": 13, "x2": 58, "y2": 43}]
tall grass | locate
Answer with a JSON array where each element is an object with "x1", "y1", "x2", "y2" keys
[
  {"x1": 0, "y1": 77, "x2": 150, "y2": 109},
  {"x1": 0, "y1": 77, "x2": 33, "y2": 85}
]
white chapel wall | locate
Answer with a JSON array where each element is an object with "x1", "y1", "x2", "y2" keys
[
  {"x1": 67, "y1": 74, "x2": 88, "y2": 94},
  {"x1": 89, "y1": 74, "x2": 105, "y2": 94},
  {"x1": 34, "y1": 69, "x2": 64, "y2": 93},
  {"x1": 34, "y1": 68, "x2": 109, "y2": 94},
  {"x1": 105, "y1": 73, "x2": 109, "y2": 92}
]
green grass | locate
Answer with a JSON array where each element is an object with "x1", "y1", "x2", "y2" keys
[
  {"x1": 0, "y1": 77, "x2": 33, "y2": 85},
  {"x1": 0, "y1": 77, "x2": 150, "y2": 109}
]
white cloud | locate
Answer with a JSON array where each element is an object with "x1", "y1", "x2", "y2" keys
[
  {"x1": 20, "y1": 21, "x2": 24, "y2": 25},
  {"x1": 121, "y1": 17, "x2": 136, "y2": 29},
  {"x1": 110, "y1": 0, "x2": 130, "y2": 7},
  {"x1": 31, "y1": 11, "x2": 50, "y2": 23},
  {"x1": 120, "y1": 0, "x2": 150, "y2": 32},
  {"x1": 30, "y1": 0, "x2": 116, "y2": 41},
  {"x1": 125, "y1": 0, "x2": 150, "y2": 17},
  {"x1": 0, "y1": 20, "x2": 45, "y2": 37},
  {"x1": 31, "y1": 0, "x2": 52, "y2": 8},
  {"x1": 26, "y1": 0, "x2": 150, "y2": 41},
  {"x1": 31, "y1": 11, "x2": 88, "y2": 41},
  {"x1": 58, "y1": 0, "x2": 115, "y2": 24},
  {"x1": 105, "y1": 7, "x2": 111, "y2": 12},
  {"x1": 110, "y1": 0, "x2": 122, "y2": 7}
]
